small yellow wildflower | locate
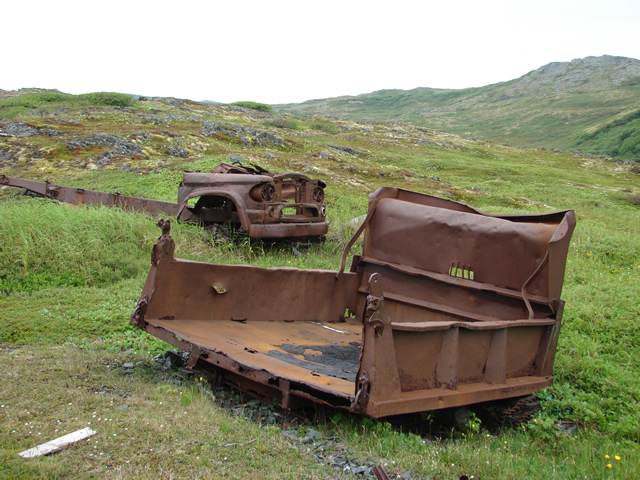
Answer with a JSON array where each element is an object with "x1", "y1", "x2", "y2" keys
[
  {"x1": 605, "y1": 455, "x2": 610, "y2": 460},
  {"x1": 615, "y1": 455, "x2": 621, "y2": 461},
  {"x1": 504, "y1": 441, "x2": 508, "y2": 445},
  {"x1": 607, "y1": 464, "x2": 613, "y2": 469}
]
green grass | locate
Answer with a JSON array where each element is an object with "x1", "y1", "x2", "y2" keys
[
  {"x1": 327, "y1": 412, "x2": 638, "y2": 479},
  {"x1": 0, "y1": 200, "x2": 156, "y2": 295},
  {"x1": 0, "y1": 345, "x2": 334, "y2": 479},
  {"x1": 1, "y1": 91, "x2": 639, "y2": 478}
]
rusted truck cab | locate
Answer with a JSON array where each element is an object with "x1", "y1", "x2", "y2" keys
[
  {"x1": 177, "y1": 163, "x2": 328, "y2": 239},
  {"x1": 132, "y1": 187, "x2": 575, "y2": 417}
]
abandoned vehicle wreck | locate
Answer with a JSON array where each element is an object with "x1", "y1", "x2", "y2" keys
[{"x1": 131, "y1": 186, "x2": 576, "y2": 417}]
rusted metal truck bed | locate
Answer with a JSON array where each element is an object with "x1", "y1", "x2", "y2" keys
[{"x1": 131, "y1": 187, "x2": 575, "y2": 417}]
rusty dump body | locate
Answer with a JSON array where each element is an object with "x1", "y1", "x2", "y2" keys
[
  {"x1": 131, "y1": 187, "x2": 575, "y2": 417},
  {"x1": 0, "y1": 163, "x2": 328, "y2": 239}
]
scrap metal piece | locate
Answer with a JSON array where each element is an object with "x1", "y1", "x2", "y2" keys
[
  {"x1": 372, "y1": 465, "x2": 391, "y2": 480},
  {"x1": 0, "y1": 174, "x2": 179, "y2": 216},
  {"x1": 131, "y1": 186, "x2": 575, "y2": 417}
]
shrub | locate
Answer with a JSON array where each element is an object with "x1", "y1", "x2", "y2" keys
[
  {"x1": 310, "y1": 122, "x2": 339, "y2": 135},
  {"x1": 265, "y1": 118, "x2": 299, "y2": 130},
  {"x1": 77, "y1": 92, "x2": 135, "y2": 107},
  {"x1": 618, "y1": 133, "x2": 640, "y2": 158},
  {"x1": 231, "y1": 101, "x2": 274, "y2": 113}
]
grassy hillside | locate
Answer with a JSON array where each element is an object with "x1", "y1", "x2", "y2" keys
[
  {"x1": 278, "y1": 56, "x2": 640, "y2": 162},
  {"x1": 1, "y1": 91, "x2": 639, "y2": 478}
]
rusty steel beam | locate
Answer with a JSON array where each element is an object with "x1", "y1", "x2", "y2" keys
[{"x1": 0, "y1": 174, "x2": 180, "y2": 217}]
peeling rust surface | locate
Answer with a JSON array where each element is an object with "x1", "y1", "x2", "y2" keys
[
  {"x1": 267, "y1": 342, "x2": 361, "y2": 382},
  {"x1": 132, "y1": 186, "x2": 576, "y2": 417}
]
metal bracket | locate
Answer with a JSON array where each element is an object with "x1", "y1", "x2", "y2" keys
[
  {"x1": 186, "y1": 345, "x2": 202, "y2": 371},
  {"x1": 352, "y1": 273, "x2": 401, "y2": 415},
  {"x1": 151, "y1": 219, "x2": 175, "y2": 265},
  {"x1": 352, "y1": 370, "x2": 370, "y2": 412},
  {"x1": 130, "y1": 295, "x2": 148, "y2": 327},
  {"x1": 365, "y1": 295, "x2": 385, "y2": 336}
]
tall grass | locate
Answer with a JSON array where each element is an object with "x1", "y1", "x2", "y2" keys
[{"x1": 0, "y1": 199, "x2": 155, "y2": 293}]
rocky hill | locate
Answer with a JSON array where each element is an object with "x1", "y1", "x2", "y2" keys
[
  {"x1": 1, "y1": 88, "x2": 638, "y2": 225},
  {"x1": 1, "y1": 90, "x2": 516, "y2": 204},
  {"x1": 277, "y1": 56, "x2": 640, "y2": 161},
  {"x1": 502, "y1": 56, "x2": 640, "y2": 94}
]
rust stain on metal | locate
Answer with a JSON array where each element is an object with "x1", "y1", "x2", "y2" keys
[
  {"x1": 131, "y1": 187, "x2": 576, "y2": 417},
  {"x1": 0, "y1": 162, "x2": 328, "y2": 240}
]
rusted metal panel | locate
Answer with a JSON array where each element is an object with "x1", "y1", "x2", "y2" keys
[{"x1": 132, "y1": 187, "x2": 575, "y2": 417}]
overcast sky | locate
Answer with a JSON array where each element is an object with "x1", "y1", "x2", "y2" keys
[{"x1": 3, "y1": 0, "x2": 640, "y2": 104}]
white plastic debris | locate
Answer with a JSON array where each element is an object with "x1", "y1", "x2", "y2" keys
[{"x1": 18, "y1": 427, "x2": 97, "y2": 458}]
